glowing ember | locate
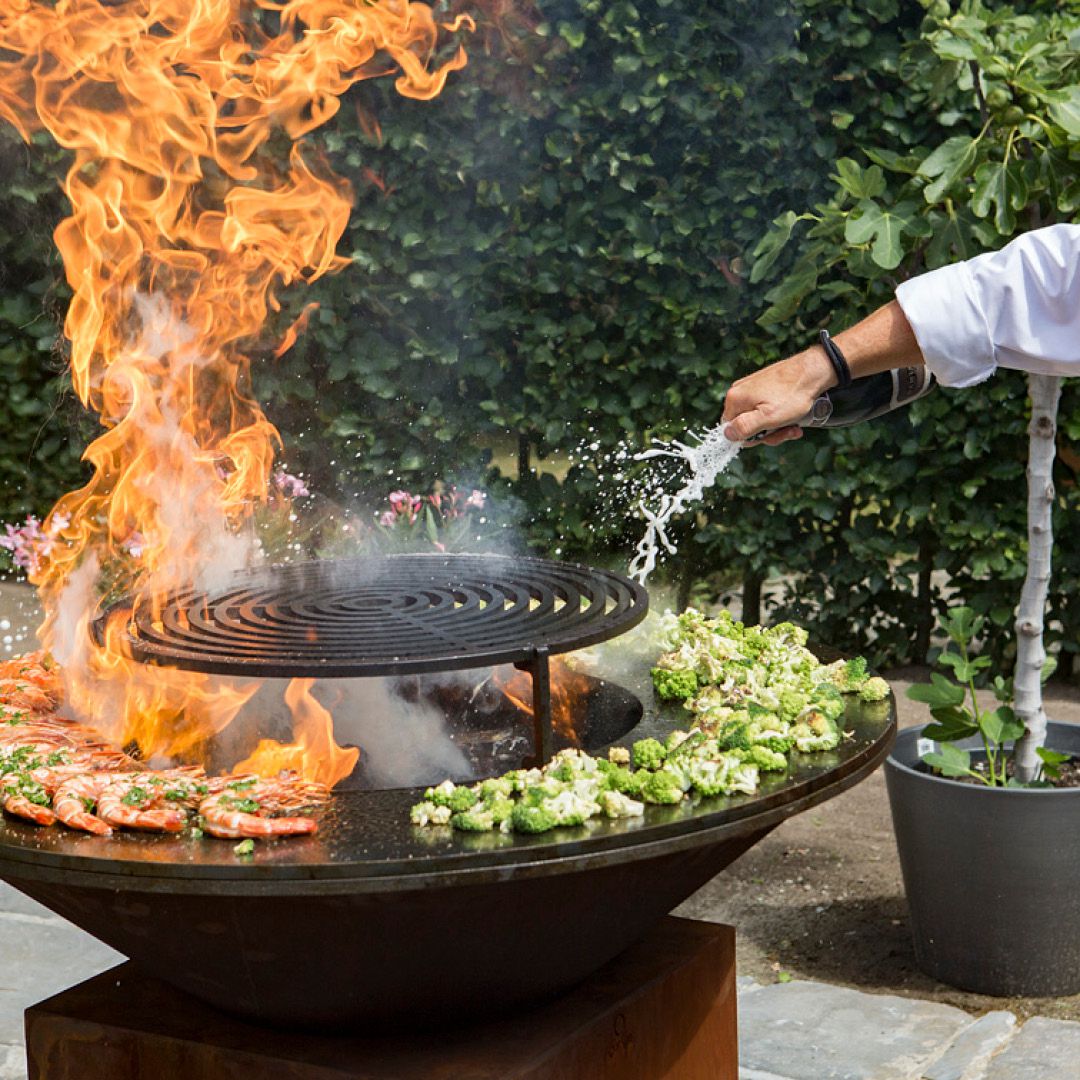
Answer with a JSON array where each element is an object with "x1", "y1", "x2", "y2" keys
[
  {"x1": 493, "y1": 659, "x2": 593, "y2": 745},
  {"x1": 0, "y1": 1, "x2": 474, "y2": 786}
]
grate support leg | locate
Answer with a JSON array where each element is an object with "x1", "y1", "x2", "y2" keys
[{"x1": 519, "y1": 646, "x2": 554, "y2": 765}]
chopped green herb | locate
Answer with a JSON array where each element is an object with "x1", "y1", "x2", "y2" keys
[
  {"x1": 81, "y1": 796, "x2": 96, "y2": 813},
  {"x1": 221, "y1": 795, "x2": 260, "y2": 814},
  {"x1": 121, "y1": 786, "x2": 149, "y2": 807},
  {"x1": 233, "y1": 839, "x2": 255, "y2": 856},
  {"x1": 226, "y1": 778, "x2": 257, "y2": 791}
]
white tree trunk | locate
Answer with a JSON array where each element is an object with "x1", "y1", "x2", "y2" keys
[{"x1": 1012, "y1": 372, "x2": 1061, "y2": 782}]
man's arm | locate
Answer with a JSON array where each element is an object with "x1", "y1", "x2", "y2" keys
[
  {"x1": 723, "y1": 223, "x2": 1080, "y2": 445},
  {"x1": 721, "y1": 301, "x2": 923, "y2": 444}
]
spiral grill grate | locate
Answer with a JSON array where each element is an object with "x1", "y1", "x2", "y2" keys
[{"x1": 111, "y1": 554, "x2": 649, "y2": 679}]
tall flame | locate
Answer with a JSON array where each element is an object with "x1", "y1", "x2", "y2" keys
[{"x1": 0, "y1": 0, "x2": 473, "y2": 784}]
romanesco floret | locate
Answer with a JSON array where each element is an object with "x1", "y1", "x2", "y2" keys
[
  {"x1": 422, "y1": 781, "x2": 479, "y2": 812},
  {"x1": 632, "y1": 738, "x2": 668, "y2": 771},
  {"x1": 714, "y1": 720, "x2": 752, "y2": 752},
  {"x1": 600, "y1": 789, "x2": 645, "y2": 819},
  {"x1": 811, "y1": 684, "x2": 846, "y2": 723},
  {"x1": 596, "y1": 760, "x2": 644, "y2": 796},
  {"x1": 478, "y1": 776, "x2": 515, "y2": 801},
  {"x1": 660, "y1": 759, "x2": 694, "y2": 792},
  {"x1": 739, "y1": 745, "x2": 788, "y2": 772},
  {"x1": 651, "y1": 667, "x2": 699, "y2": 701},
  {"x1": 665, "y1": 729, "x2": 691, "y2": 752},
  {"x1": 640, "y1": 769, "x2": 685, "y2": 805},
  {"x1": 778, "y1": 689, "x2": 810, "y2": 724},
  {"x1": 510, "y1": 802, "x2": 559, "y2": 833},
  {"x1": 859, "y1": 676, "x2": 890, "y2": 703},
  {"x1": 451, "y1": 808, "x2": 496, "y2": 831},
  {"x1": 423, "y1": 779, "x2": 458, "y2": 807},
  {"x1": 485, "y1": 793, "x2": 516, "y2": 825}
]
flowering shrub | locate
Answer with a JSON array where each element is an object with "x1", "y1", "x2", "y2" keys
[
  {"x1": 2, "y1": 480, "x2": 490, "y2": 585},
  {"x1": 373, "y1": 487, "x2": 487, "y2": 553}
]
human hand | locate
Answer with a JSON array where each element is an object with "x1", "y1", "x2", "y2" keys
[{"x1": 721, "y1": 348, "x2": 835, "y2": 445}]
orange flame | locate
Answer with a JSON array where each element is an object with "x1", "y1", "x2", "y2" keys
[
  {"x1": 237, "y1": 678, "x2": 360, "y2": 787},
  {"x1": 0, "y1": 1, "x2": 474, "y2": 787},
  {"x1": 493, "y1": 659, "x2": 592, "y2": 745}
]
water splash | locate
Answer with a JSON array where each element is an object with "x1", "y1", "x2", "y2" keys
[{"x1": 628, "y1": 426, "x2": 741, "y2": 583}]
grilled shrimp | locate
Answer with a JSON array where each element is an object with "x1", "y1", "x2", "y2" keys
[
  {"x1": 52, "y1": 773, "x2": 113, "y2": 836},
  {"x1": 0, "y1": 652, "x2": 63, "y2": 703},
  {"x1": 199, "y1": 772, "x2": 328, "y2": 839},
  {"x1": 0, "y1": 679, "x2": 57, "y2": 713},
  {"x1": 96, "y1": 767, "x2": 208, "y2": 833},
  {"x1": 1, "y1": 785, "x2": 56, "y2": 826}
]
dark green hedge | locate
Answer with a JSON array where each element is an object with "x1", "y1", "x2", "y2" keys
[{"x1": 2, "y1": 0, "x2": 1078, "y2": 672}]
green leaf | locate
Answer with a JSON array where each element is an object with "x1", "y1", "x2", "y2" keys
[
  {"x1": 843, "y1": 200, "x2": 916, "y2": 270},
  {"x1": 979, "y1": 706, "x2": 1024, "y2": 748},
  {"x1": 750, "y1": 212, "x2": 800, "y2": 284},
  {"x1": 1036, "y1": 746, "x2": 1071, "y2": 781},
  {"x1": 941, "y1": 607, "x2": 978, "y2": 647},
  {"x1": 832, "y1": 159, "x2": 886, "y2": 200},
  {"x1": 1049, "y1": 86, "x2": 1080, "y2": 136},
  {"x1": 907, "y1": 673, "x2": 966, "y2": 709},
  {"x1": 923, "y1": 744, "x2": 973, "y2": 778},
  {"x1": 971, "y1": 160, "x2": 1026, "y2": 234},
  {"x1": 919, "y1": 136, "x2": 979, "y2": 204},
  {"x1": 923, "y1": 709, "x2": 979, "y2": 743}
]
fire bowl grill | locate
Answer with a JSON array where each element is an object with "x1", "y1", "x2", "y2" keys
[
  {"x1": 0, "y1": 687, "x2": 895, "y2": 1031},
  {"x1": 14, "y1": 556, "x2": 894, "y2": 1031},
  {"x1": 98, "y1": 553, "x2": 649, "y2": 764}
]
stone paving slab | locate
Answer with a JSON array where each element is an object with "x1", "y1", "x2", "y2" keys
[
  {"x1": 0, "y1": 885, "x2": 122, "y2": 1080},
  {"x1": 922, "y1": 1011, "x2": 1016, "y2": 1080},
  {"x1": 981, "y1": 1016, "x2": 1080, "y2": 1080},
  {"x1": 738, "y1": 979, "x2": 974, "y2": 1080}
]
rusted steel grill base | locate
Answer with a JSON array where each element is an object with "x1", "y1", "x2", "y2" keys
[{"x1": 25, "y1": 918, "x2": 738, "y2": 1079}]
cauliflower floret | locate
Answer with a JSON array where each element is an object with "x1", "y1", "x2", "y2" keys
[
  {"x1": 410, "y1": 801, "x2": 452, "y2": 826},
  {"x1": 607, "y1": 745, "x2": 631, "y2": 766},
  {"x1": 600, "y1": 789, "x2": 645, "y2": 819}
]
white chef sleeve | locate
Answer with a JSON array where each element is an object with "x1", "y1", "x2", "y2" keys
[{"x1": 895, "y1": 223, "x2": 1080, "y2": 387}]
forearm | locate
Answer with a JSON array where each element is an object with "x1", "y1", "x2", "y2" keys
[
  {"x1": 832, "y1": 300, "x2": 925, "y2": 379},
  {"x1": 721, "y1": 300, "x2": 924, "y2": 442}
]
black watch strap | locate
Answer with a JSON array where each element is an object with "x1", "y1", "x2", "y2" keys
[{"x1": 819, "y1": 329, "x2": 852, "y2": 388}]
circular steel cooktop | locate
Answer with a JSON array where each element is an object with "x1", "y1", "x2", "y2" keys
[
  {"x1": 0, "y1": 691, "x2": 895, "y2": 895},
  {"x1": 101, "y1": 554, "x2": 649, "y2": 679}
]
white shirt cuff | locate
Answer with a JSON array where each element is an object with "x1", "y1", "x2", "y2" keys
[{"x1": 895, "y1": 263, "x2": 997, "y2": 388}]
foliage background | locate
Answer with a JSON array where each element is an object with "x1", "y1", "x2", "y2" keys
[{"x1": 1, "y1": 0, "x2": 1079, "y2": 672}]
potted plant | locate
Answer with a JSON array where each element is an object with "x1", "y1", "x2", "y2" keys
[
  {"x1": 885, "y1": 600, "x2": 1080, "y2": 996},
  {"x1": 749, "y1": 2, "x2": 1080, "y2": 996}
]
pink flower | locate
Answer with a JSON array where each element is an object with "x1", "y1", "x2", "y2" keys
[
  {"x1": 465, "y1": 489, "x2": 486, "y2": 509},
  {"x1": 378, "y1": 510, "x2": 396, "y2": 527},
  {"x1": 0, "y1": 516, "x2": 49, "y2": 574},
  {"x1": 273, "y1": 470, "x2": 310, "y2": 499}
]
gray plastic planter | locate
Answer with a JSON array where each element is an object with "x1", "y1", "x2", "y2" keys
[{"x1": 886, "y1": 722, "x2": 1080, "y2": 996}]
